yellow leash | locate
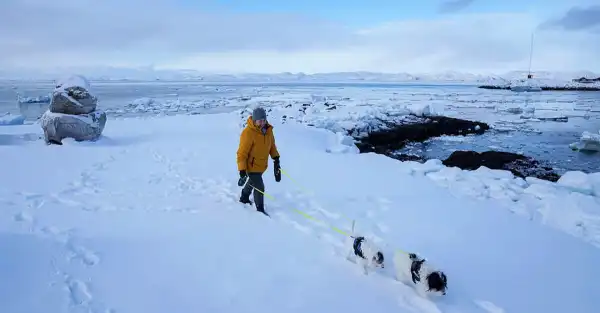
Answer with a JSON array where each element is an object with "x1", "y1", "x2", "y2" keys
[
  {"x1": 246, "y1": 180, "x2": 351, "y2": 236},
  {"x1": 245, "y1": 169, "x2": 410, "y2": 255}
]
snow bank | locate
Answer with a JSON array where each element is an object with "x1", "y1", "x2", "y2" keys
[
  {"x1": 325, "y1": 131, "x2": 360, "y2": 154},
  {"x1": 0, "y1": 113, "x2": 25, "y2": 126},
  {"x1": 570, "y1": 130, "x2": 600, "y2": 152},
  {"x1": 1, "y1": 112, "x2": 600, "y2": 313},
  {"x1": 421, "y1": 161, "x2": 600, "y2": 247}
]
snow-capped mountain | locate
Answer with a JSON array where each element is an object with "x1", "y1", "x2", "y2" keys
[{"x1": 0, "y1": 66, "x2": 597, "y2": 83}]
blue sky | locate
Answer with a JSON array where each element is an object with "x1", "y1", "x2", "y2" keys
[
  {"x1": 1, "y1": 0, "x2": 599, "y2": 74},
  {"x1": 181, "y1": 0, "x2": 586, "y2": 26}
]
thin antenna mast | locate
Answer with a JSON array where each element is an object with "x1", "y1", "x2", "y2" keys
[{"x1": 527, "y1": 32, "x2": 534, "y2": 79}]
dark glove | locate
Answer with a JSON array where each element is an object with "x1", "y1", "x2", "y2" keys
[
  {"x1": 238, "y1": 170, "x2": 247, "y2": 186},
  {"x1": 273, "y1": 157, "x2": 281, "y2": 182}
]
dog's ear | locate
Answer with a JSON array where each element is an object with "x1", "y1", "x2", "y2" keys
[{"x1": 376, "y1": 252, "x2": 384, "y2": 264}]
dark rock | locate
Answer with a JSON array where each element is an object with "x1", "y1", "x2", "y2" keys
[
  {"x1": 390, "y1": 153, "x2": 424, "y2": 163},
  {"x1": 478, "y1": 85, "x2": 600, "y2": 91},
  {"x1": 442, "y1": 150, "x2": 560, "y2": 182},
  {"x1": 353, "y1": 116, "x2": 489, "y2": 154},
  {"x1": 572, "y1": 77, "x2": 600, "y2": 83}
]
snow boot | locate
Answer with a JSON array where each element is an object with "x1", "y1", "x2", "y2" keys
[
  {"x1": 239, "y1": 197, "x2": 253, "y2": 205},
  {"x1": 256, "y1": 205, "x2": 270, "y2": 217}
]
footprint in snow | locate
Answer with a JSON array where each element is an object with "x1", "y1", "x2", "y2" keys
[
  {"x1": 16, "y1": 192, "x2": 47, "y2": 209},
  {"x1": 65, "y1": 276, "x2": 93, "y2": 306},
  {"x1": 49, "y1": 194, "x2": 84, "y2": 208},
  {"x1": 63, "y1": 274, "x2": 114, "y2": 313},
  {"x1": 67, "y1": 244, "x2": 100, "y2": 267}
]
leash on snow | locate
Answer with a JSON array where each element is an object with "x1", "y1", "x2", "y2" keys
[
  {"x1": 244, "y1": 168, "x2": 409, "y2": 255},
  {"x1": 280, "y1": 169, "x2": 410, "y2": 255}
]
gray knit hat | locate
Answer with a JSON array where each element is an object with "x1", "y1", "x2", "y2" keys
[{"x1": 252, "y1": 107, "x2": 267, "y2": 121}]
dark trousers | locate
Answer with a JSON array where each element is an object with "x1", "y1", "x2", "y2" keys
[{"x1": 240, "y1": 172, "x2": 265, "y2": 210}]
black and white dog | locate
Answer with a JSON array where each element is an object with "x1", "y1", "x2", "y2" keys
[
  {"x1": 345, "y1": 235, "x2": 385, "y2": 275},
  {"x1": 393, "y1": 251, "x2": 448, "y2": 296}
]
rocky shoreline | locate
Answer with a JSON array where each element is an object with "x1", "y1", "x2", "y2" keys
[
  {"x1": 442, "y1": 150, "x2": 560, "y2": 182},
  {"x1": 353, "y1": 115, "x2": 489, "y2": 153},
  {"x1": 349, "y1": 114, "x2": 562, "y2": 182},
  {"x1": 478, "y1": 85, "x2": 600, "y2": 91}
]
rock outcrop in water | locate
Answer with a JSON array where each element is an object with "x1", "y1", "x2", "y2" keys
[
  {"x1": 572, "y1": 77, "x2": 600, "y2": 84},
  {"x1": 353, "y1": 115, "x2": 489, "y2": 154},
  {"x1": 40, "y1": 75, "x2": 107, "y2": 145},
  {"x1": 347, "y1": 112, "x2": 561, "y2": 182},
  {"x1": 442, "y1": 150, "x2": 560, "y2": 182},
  {"x1": 479, "y1": 85, "x2": 600, "y2": 91}
]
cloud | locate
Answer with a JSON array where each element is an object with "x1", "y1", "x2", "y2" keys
[
  {"x1": 438, "y1": 0, "x2": 475, "y2": 13},
  {"x1": 540, "y1": 5, "x2": 600, "y2": 31},
  {"x1": 166, "y1": 13, "x2": 600, "y2": 74},
  {"x1": 0, "y1": 0, "x2": 356, "y2": 67},
  {"x1": 1, "y1": 0, "x2": 599, "y2": 74}
]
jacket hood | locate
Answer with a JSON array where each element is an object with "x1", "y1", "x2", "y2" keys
[{"x1": 245, "y1": 115, "x2": 273, "y2": 132}]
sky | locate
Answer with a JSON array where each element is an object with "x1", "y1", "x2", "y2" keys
[{"x1": 1, "y1": 0, "x2": 599, "y2": 74}]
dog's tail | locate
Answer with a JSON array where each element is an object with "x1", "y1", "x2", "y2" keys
[{"x1": 351, "y1": 219, "x2": 356, "y2": 237}]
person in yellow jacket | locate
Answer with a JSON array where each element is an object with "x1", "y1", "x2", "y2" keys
[{"x1": 236, "y1": 107, "x2": 281, "y2": 216}]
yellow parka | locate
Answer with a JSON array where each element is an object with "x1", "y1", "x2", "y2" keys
[{"x1": 237, "y1": 116, "x2": 280, "y2": 173}]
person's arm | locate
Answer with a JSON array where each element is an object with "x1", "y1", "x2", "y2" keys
[
  {"x1": 237, "y1": 129, "x2": 252, "y2": 171},
  {"x1": 270, "y1": 131, "x2": 280, "y2": 159}
]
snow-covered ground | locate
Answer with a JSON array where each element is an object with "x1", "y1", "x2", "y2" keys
[{"x1": 1, "y1": 111, "x2": 600, "y2": 313}]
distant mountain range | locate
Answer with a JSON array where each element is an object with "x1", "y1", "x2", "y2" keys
[{"x1": 0, "y1": 66, "x2": 598, "y2": 84}]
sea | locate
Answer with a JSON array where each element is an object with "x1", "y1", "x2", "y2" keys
[{"x1": 1, "y1": 80, "x2": 599, "y2": 174}]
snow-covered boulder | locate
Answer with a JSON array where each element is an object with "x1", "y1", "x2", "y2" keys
[
  {"x1": 569, "y1": 131, "x2": 600, "y2": 152},
  {"x1": 49, "y1": 75, "x2": 97, "y2": 115},
  {"x1": 40, "y1": 110, "x2": 107, "y2": 144},
  {"x1": 0, "y1": 113, "x2": 25, "y2": 126}
]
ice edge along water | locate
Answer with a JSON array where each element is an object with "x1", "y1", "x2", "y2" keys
[{"x1": 1, "y1": 112, "x2": 600, "y2": 313}]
